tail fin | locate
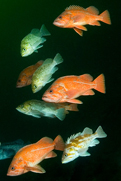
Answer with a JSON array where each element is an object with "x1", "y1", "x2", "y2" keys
[
  {"x1": 56, "y1": 108, "x2": 66, "y2": 121},
  {"x1": 100, "y1": 10, "x2": 111, "y2": 25},
  {"x1": 96, "y1": 126, "x2": 107, "y2": 138},
  {"x1": 40, "y1": 24, "x2": 51, "y2": 36},
  {"x1": 53, "y1": 53, "x2": 63, "y2": 65},
  {"x1": 93, "y1": 74, "x2": 106, "y2": 93},
  {"x1": 54, "y1": 135, "x2": 65, "y2": 151}
]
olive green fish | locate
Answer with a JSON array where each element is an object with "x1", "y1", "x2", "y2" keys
[
  {"x1": 21, "y1": 24, "x2": 51, "y2": 57},
  {"x1": 16, "y1": 100, "x2": 66, "y2": 121},
  {"x1": 31, "y1": 53, "x2": 63, "y2": 93}
]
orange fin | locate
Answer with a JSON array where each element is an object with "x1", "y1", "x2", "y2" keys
[
  {"x1": 75, "y1": 25, "x2": 87, "y2": 31},
  {"x1": 80, "y1": 74, "x2": 93, "y2": 82},
  {"x1": 54, "y1": 135, "x2": 65, "y2": 151},
  {"x1": 73, "y1": 15, "x2": 85, "y2": 23},
  {"x1": 67, "y1": 98, "x2": 83, "y2": 104},
  {"x1": 36, "y1": 137, "x2": 53, "y2": 145},
  {"x1": 89, "y1": 21, "x2": 101, "y2": 26},
  {"x1": 36, "y1": 60, "x2": 44, "y2": 66},
  {"x1": 66, "y1": 5, "x2": 85, "y2": 11},
  {"x1": 100, "y1": 10, "x2": 111, "y2": 24},
  {"x1": 81, "y1": 90, "x2": 95, "y2": 95},
  {"x1": 93, "y1": 74, "x2": 106, "y2": 93},
  {"x1": 25, "y1": 165, "x2": 46, "y2": 173},
  {"x1": 86, "y1": 6, "x2": 99, "y2": 15},
  {"x1": 66, "y1": 89, "x2": 83, "y2": 99},
  {"x1": 73, "y1": 27, "x2": 83, "y2": 36},
  {"x1": 67, "y1": 103, "x2": 79, "y2": 111},
  {"x1": 45, "y1": 151, "x2": 57, "y2": 159}
]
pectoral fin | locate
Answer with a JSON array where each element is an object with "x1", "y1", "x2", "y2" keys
[
  {"x1": 66, "y1": 90, "x2": 81, "y2": 99},
  {"x1": 66, "y1": 98, "x2": 83, "y2": 104},
  {"x1": 32, "y1": 110, "x2": 41, "y2": 118},
  {"x1": 25, "y1": 164, "x2": 46, "y2": 174}
]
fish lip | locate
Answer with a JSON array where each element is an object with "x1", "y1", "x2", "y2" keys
[
  {"x1": 16, "y1": 85, "x2": 22, "y2": 88},
  {"x1": 53, "y1": 21, "x2": 62, "y2": 26}
]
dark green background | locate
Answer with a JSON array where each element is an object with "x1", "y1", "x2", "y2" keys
[{"x1": 0, "y1": 0, "x2": 120, "y2": 180}]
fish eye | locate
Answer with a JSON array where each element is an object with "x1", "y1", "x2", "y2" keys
[
  {"x1": 58, "y1": 16, "x2": 62, "y2": 19},
  {"x1": 18, "y1": 80, "x2": 21, "y2": 82},
  {"x1": 49, "y1": 90, "x2": 53, "y2": 93},
  {"x1": 64, "y1": 154, "x2": 68, "y2": 157},
  {"x1": 20, "y1": 104, "x2": 24, "y2": 108},
  {"x1": 23, "y1": 48, "x2": 26, "y2": 51},
  {"x1": 34, "y1": 84, "x2": 37, "y2": 89},
  {"x1": 11, "y1": 167, "x2": 15, "y2": 170}
]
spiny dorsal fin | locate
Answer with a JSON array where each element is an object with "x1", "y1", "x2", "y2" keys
[{"x1": 66, "y1": 5, "x2": 85, "y2": 11}]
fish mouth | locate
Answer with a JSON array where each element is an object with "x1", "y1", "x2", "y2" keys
[
  {"x1": 42, "y1": 96, "x2": 51, "y2": 102},
  {"x1": 16, "y1": 84, "x2": 23, "y2": 88},
  {"x1": 53, "y1": 21, "x2": 63, "y2": 27}
]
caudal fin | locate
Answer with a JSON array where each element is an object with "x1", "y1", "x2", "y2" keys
[
  {"x1": 93, "y1": 74, "x2": 106, "y2": 93},
  {"x1": 53, "y1": 53, "x2": 63, "y2": 65},
  {"x1": 96, "y1": 126, "x2": 107, "y2": 138},
  {"x1": 54, "y1": 135, "x2": 65, "y2": 151},
  {"x1": 40, "y1": 24, "x2": 51, "y2": 36},
  {"x1": 100, "y1": 10, "x2": 111, "y2": 25}
]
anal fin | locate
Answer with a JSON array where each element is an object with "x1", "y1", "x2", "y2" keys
[
  {"x1": 81, "y1": 90, "x2": 95, "y2": 95},
  {"x1": 45, "y1": 151, "x2": 57, "y2": 159}
]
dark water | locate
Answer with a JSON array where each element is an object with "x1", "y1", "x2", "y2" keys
[{"x1": 0, "y1": 0, "x2": 121, "y2": 180}]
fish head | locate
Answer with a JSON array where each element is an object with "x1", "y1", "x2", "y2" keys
[
  {"x1": 62, "y1": 147, "x2": 78, "y2": 164},
  {"x1": 21, "y1": 42, "x2": 34, "y2": 57},
  {"x1": 31, "y1": 78, "x2": 43, "y2": 93},
  {"x1": 16, "y1": 101, "x2": 32, "y2": 115},
  {"x1": 7, "y1": 157, "x2": 26, "y2": 176},
  {"x1": 16, "y1": 74, "x2": 28, "y2": 88},
  {"x1": 42, "y1": 84, "x2": 65, "y2": 103},
  {"x1": 53, "y1": 11, "x2": 71, "y2": 27}
]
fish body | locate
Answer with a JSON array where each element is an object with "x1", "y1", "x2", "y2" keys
[
  {"x1": 0, "y1": 139, "x2": 29, "y2": 160},
  {"x1": 16, "y1": 100, "x2": 67, "y2": 121},
  {"x1": 53, "y1": 5, "x2": 111, "y2": 36},
  {"x1": 42, "y1": 74, "x2": 105, "y2": 104},
  {"x1": 0, "y1": 149, "x2": 15, "y2": 160},
  {"x1": 7, "y1": 135, "x2": 65, "y2": 176},
  {"x1": 31, "y1": 53, "x2": 63, "y2": 93},
  {"x1": 21, "y1": 24, "x2": 51, "y2": 57},
  {"x1": 62, "y1": 126, "x2": 107, "y2": 163},
  {"x1": 16, "y1": 61, "x2": 43, "y2": 88}
]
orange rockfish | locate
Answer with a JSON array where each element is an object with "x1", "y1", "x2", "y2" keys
[
  {"x1": 16, "y1": 60, "x2": 43, "y2": 88},
  {"x1": 42, "y1": 74, "x2": 105, "y2": 104},
  {"x1": 7, "y1": 135, "x2": 65, "y2": 176},
  {"x1": 53, "y1": 5, "x2": 111, "y2": 36},
  {"x1": 62, "y1": 126, "x2": 107, "y2": 163}
]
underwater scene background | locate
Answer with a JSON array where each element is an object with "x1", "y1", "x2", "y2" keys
[{"x1": 0, "y1": 0, "x2": 121, "y2": 180}]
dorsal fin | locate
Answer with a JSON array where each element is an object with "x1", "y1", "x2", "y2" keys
[
  {"x1": 66, "y1": 5, "x2": 85, "y2": 11},
  {"x1": 86, "y1": 6, "x2": 99, "y2": 15},
  {"x1": 80, "y1": 74, "x2": 93, "y2": 82},
  {"x1": 81, "y1": 127, "x2": 93, "y2": 135},
  {"x1": 36, "y1": 137, "x2": 53, "y2": 145}
]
